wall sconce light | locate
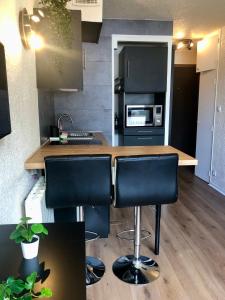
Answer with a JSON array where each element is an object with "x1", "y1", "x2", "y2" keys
[
  {"x1": 19, "y1": 8, "x2": 45, "y2": 50},
  {"x1": 176, "y1": 39, "x2": 194, "y2": 50}
]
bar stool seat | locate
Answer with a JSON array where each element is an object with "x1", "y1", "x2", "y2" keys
[
  {"x1": 45, "y1": 154, "x2": 112, "y2": 286},
  {"x1": 112, "y1": 154, "x2": 178, "y2": 285}
]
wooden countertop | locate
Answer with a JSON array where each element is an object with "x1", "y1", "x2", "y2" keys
[{"x1": 25, "y1": 132, "x2": 198, "y2": 170}]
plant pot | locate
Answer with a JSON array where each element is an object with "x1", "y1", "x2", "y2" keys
[{"x1": 21, "y1": 235, "x2": 39, "y2": 259}]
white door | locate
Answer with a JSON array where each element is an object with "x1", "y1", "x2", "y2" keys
[{"x1": 195, "y1": 70, "x2": 217, "y2": 182}]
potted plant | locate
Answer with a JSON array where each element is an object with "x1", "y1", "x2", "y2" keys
[
  {"x1": 10, "y1": 217, "x2": 48, "y2": 260},
  {"x1": 0, "y1": 271, "x2": 52, "y2": 299},
  {"x1": 37, "y1": 0, "x2": 72, "y2": 48}
]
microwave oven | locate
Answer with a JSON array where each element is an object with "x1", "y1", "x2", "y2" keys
[{"x1": 126, "y1": 105, "x2": 163, "y2": 127}]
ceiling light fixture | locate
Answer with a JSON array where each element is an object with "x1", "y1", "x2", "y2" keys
[
  {"x1": 19, "y1": 8, "x2": 45, "y2": 50},
  {"x1": 176, "y1": 39, "x2": 194, "y2": 50},
  {"x1": 177, "y1": 41, "x2": 184, "y2": 50}
]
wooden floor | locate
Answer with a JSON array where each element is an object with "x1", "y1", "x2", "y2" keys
[{"x1": 86, "y1": 168, "x2": 225, "y2": 300}]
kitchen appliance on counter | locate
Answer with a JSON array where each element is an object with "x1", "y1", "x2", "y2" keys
[{"x1": 126, "y1": 104, "x2": 163, "y2": 127}]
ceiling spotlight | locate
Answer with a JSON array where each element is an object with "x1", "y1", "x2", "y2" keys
[
  {"x1": 187, "y1": 39, "x2": 194, "y2": 50},
  {"x1": 30, "y1": 15, "x2": 41, "y2": 23},
  {"x1": 177, "y1": 41, "x2": 184, "y2": 50},
  {"x1": 28, "y1": 31, "x2": 44, "y2": 50},
  {"x1": 37, "y1": 9, "x2": 45, "y2": 18},
  {"x1": 19, "y1": 8, "x2": 44, "y2": 50},
  {"x1": 176, "y1": 39, "x2": 194, "y2": 50}
]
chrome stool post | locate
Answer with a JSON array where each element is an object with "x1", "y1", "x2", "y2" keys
[
  {"x1": 112, "y1": 206, "x2": 160, "y2": 284},
  {"x1": 76, "y1": 206, "x2": 105, "y2": 286}
]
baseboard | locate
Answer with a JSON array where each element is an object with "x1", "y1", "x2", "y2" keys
[{"x1": 209, "y1": 183, "x2": 225, "y2": 196}]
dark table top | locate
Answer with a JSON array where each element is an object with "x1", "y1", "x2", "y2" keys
[{"x1": 0, "y1": 222, "x2": 86, "y2": 300}]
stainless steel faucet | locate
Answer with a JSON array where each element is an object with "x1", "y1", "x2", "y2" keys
[{"x1": 57, "y1": 113, "x2": 74, "y2": 132}]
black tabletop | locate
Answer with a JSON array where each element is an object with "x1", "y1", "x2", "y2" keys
[{"x1": 0, "y1": 222, "x2": 86, "y2": 300}]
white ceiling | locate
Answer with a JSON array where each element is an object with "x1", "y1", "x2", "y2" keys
[{"x1": 103, "y1": 0, "x2": 225, "y2": 39}]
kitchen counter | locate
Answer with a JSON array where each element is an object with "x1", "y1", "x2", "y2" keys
[{"x1": 25, "y1": 132, "x2": 197, "y2": 170}]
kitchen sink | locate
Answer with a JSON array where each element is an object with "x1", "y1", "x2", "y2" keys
[{"x1": 50, "y1": 139, "x2": 102, "y2": 145}]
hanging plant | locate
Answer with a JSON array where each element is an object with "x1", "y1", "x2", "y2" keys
[{"x1": 38, "y1": 0, "x2": 73, "y2": 49}]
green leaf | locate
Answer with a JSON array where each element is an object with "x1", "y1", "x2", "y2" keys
[
  {"x1": 15, "y1": 236, "x2": 25, "y2": 244},
  {"x1": 26, "y1": 272, "x2": 37, "y2": 286},
  {"x1": 42, "y1": 226, "x2": 48, "y2": 235},
  {"x1": 31, "y1": 224, "x2": 44, "y2": 234},
  {"x1": 20, "y1": 217, "x2": 32, "y2": 223},
  {"x1": 6, "y1": 277, "x2": 14, "y2": 285},
  {"x1": 9, "y1": 230, "x2": 19, "y2": 240},
  {"x1": 20, "y1": 229, "x2": 30, "y2": 242},
  {"x1": 8, "y1": 278, "x2": 25, "y2": 294},
  {"x1": 16, "y1": 223, "x2": 23, "y2": 230},
  {"x1": 21, "y1": 295, "x2": 32, "y2": 300},
  {"x1": 40, "y1": 287, "x2": 53, "y2": 297}
]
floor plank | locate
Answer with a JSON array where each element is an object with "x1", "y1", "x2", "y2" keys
[{"x1": 86, "y1": 168, "x2": 225, "y2": 300}]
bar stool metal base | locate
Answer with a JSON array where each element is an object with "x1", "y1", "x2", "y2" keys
[
  {"x1": 112, "y1": 255, "x2": 160, "y2": 285},
  {"x1": 86, "y1": 256, "x2": 105, "y2": 286}
]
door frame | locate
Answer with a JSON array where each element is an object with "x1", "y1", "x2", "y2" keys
[{"x1": 111, "y1": 34, "x2": 173, "y2": 146}]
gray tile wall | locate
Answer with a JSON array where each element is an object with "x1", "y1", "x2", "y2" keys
[
  {"x1": 54, "y1": 19, "x2": 173, "y2": 144},
  {"x1": 38, "y1": 91, "x2": 55, "y2": 144}
]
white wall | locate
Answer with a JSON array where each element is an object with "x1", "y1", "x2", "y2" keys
[
  {"x1": 175, "y1": 46, "x2": 197, "y2": 65},
  {"x1": 0, "y1": 0, "x2": 40, "y2": 223}
]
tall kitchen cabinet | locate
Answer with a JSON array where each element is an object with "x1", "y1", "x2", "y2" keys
[
  {"x1": 116, "y1": 43, "x2": 170, "y2": 146},
  {"x1": 35, "y1": 10, "x2": 83, "y2": 90}
]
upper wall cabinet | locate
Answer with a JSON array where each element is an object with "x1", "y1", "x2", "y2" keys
[
  {"x1": 119, "y1": 45, "x2": 168, "y2": 93},
  {"x1": 35, "y1": 10, "x2": 83, "y2": 91},
  {"x1": 196, "y1": 34, "x2": 219, "y2": 73}
]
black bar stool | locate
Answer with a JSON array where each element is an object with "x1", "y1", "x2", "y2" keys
[
  {"x1": 45, "y1": 154, "x2": 112, "y2": 286},
  {"x1": 112, "y1": 154, "x2": 178, "y2": 285}
]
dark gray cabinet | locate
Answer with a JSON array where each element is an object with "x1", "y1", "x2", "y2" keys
[
  {"x1": 35, "y1": 10, "x2": 83, "y2": 90},
  {"x1": 119, "y1": 45, "x2": 168, "y2": 93},
  {"x1": 123, "y1": 127, "x2": 164, "y2": 136},
  {"x1": 122, "y1": 127, "x2": 164, "y2": 146},
  {"x1": 123, "y1": 135, "x2": 164, "y2": 146}
]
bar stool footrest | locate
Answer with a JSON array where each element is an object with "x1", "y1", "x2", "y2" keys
[
  {"x1": 85, "y1": 231, "x2": 99, "y2": 242},
  {"x1": 116, "y1": 229, "x2": 151, "y2": 241}
]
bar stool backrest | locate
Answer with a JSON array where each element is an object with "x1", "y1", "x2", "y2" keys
[
  {"x1": 114, "y1": 154, "x2": 178, "y2": 208},
  {"x1": 45, "y1": 155, "x2": 112, "y2": 209}
]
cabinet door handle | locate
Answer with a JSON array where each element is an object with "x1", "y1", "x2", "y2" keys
[
  {"x1": 83, "y1": 49, "x2": 86, "y2": 70},
  {"x1": 138, "y1": 130, "x2": 153, "y2": 133},
  {"x1": 127, "y1": 60, "x2": 130, "y2": 78},
  {"x1": 138, "y1": 137, "x2": 153, "y2": 140}
]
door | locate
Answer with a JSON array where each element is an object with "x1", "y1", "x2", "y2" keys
[
  {"x1": 171, "y1": 65, "x2": 199, "y2": 157},
  {"x1": 195, "y1": 70, "x2": 217, "y2": 182}
]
